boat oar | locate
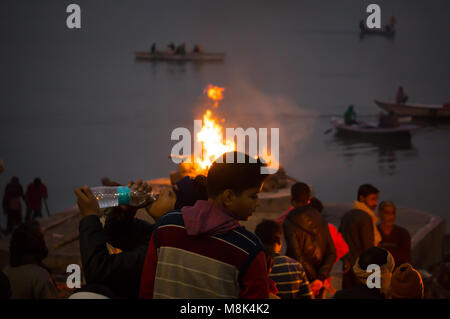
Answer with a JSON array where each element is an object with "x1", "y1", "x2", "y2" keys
[{"x1": 43, "y1": 198, "x2": 50, "y2": 217}]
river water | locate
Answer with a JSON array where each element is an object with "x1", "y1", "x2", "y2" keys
[{"x1": 1, "y1": 0, "x2": 449, "y2": 230}]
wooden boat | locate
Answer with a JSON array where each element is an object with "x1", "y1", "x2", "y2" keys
[
  {"x1": 375, "y1": 100, "x2": 450, "y2": 119},
  {"x1": 135, "y1": 51, "x2": 225, "y2": 62},
  {"x1": 331, "y1": 117, "x2": 420, "y2": 139},
  {"x1": 360, "y1": 25, "x2": 395, "y2": 37}
]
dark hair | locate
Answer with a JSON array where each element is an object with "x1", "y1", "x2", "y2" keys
[
  {"x1": 207, "y1": 152, "x2": 266, "y2": 198},
  {"x1": 174, "y1": 175, "x2": 208, "y2": 209},
  {"x1": 310, "y1": 197, "x2": 323, "y2": 213},
  {"x1": 291, "y1": 182, "x2": 311, "y2": 205},
  {"x1": 358, "y1": 247, "x2": 388, "y2": 270},
  {"x1": 255, "y1": 219, "x2": 282, "y2": 247},
  {"x1": 9, "y1": 221, "x2": 48, "y2": 267},
  {"x1": 34, "y1": 178, "x2": 41, "y2": 185},
  {"x1": 357, "y1": 184, "x2": 379, "y2": 201}
]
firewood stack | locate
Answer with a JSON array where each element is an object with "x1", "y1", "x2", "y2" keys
[{"x1": 170, "y1": 161, "x2": 293, "y2": 192}]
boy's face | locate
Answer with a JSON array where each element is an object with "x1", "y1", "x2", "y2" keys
[{"x1": 227, "y1": 186, "x2": 261, "y2": 221}]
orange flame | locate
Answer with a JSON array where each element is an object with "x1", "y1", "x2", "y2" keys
[
  {"x1": 187, "y1": 84, "x2": 276, "y2": 176},
  {"x1": 204, "y1": 85, "x2": 225, "y2": 108},
  {"x1": 196, "y1": 109, "x2": 235, "y2": 171}
]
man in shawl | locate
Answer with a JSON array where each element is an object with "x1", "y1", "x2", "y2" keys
[{"x1": 339, "y1": 184, "x2": 381, "y2": 289}]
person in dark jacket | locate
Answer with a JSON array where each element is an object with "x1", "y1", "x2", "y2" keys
[
  {"x1": 334, "y1": 247, "x2": 395, "y2": 299},
  {"x1": 339, "y1": 184, "x2": 381, "y2": 289},
  {"x1": 283, "y1": 182, "x2": 337, "y2": 299},
  {"x1": 75, "y1": 176, "x2": 208, "y2": 298}
]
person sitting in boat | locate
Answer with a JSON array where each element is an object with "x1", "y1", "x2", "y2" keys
[
  {"x1": 175, "y1": 43, "x2": 187, "y2": 55},
  {"x1": 378, "y1": 111, "x2": 400, "y2": 128},
  {"x1": 344, "y1": 105, "x2": 358, "y2": 125},
  {"x1": 150, "y1": 43, "x2": 156, "y2": 55},
  {"x1": 359, "y1": 19, "x2": 366, "y2": 32},
  {"x1": 167, "y1": 42, "x2": 176, "y2": 53},
  {"x1": 390, "y1": 16, "x2": 397, "y2": 27},
  {"x1": 396, "y1": 86, "x2": 408, "y2": 104},
  {"x1": 193, "y1": 44, "x2": 203, "y2": 54},
  {"x1": 384, "y1": 16, "x2": 396, "y2": 33}
]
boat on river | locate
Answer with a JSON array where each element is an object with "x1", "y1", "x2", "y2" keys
[
  {"x1": 375, "y1": 100, "x2": 450, "y2": 119},
  {"x1": 135, "y1": 51, "x2": 225, "y2": 62},
  {"x1": 331, "y1": 117, "x2": 420, "y2": 139}
]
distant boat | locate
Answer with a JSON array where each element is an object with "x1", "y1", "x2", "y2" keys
[
  {"x1": 331, "y1": 117, "x2": 420, "y2": 139},
  {"x1": 135, "y1": 51, "x2": 225, "y2": 62},
  {"x1": 360, "y1": 25, "x2": 395, "y2": 37},
  {"x1": 375, "y1": 100, "x2": 450, "y2": 119}
]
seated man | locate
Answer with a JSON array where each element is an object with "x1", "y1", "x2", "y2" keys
[
  {"x1": 390, "y1": 263, "x2": 424, "y2": 299},
  {"x1": 344, "y1": 105, "x2": 358, "y2": 125},
  {"x1": 377, "y1": 201, "x2": 411, "y2": 267},
  {"x1": 139, "y1": 152, "x2": 272, "y2": 299},
  {"x1": 3, "y1": 221, "x2": 59, "y2": 299},
  {"x1": 334, "y1": 247, "x2": 395, "y2": 299},
  {"x1": 255, "y1": 219, "x2": 314, "y2": 299}
]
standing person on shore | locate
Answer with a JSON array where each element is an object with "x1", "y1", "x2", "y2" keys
[
  {"x1": 139, "y1": 152, "x2": 272, "y2": 299},
  {"x1": 2, "y1": 177, "x2": 25, "y2": 234},
  {"x1": 255, "y1": 219, "x2": 314, "y2": 299},
  {"x1": 283, "y1": 182, "x2": 337, "y2": 299},
  {"x1": 3, "y1": 221, "x2": 59, "y2": 299},
  {"x1": 277, "y1": 196, "x2": 349, "y2": 266},
  {"x1": 377, "y1": 201, "x2": 411, "y2": 267},
  {"x1": 25, "y1": 178, "x2": 48, "y2": 221},
  {"x1": 339, "y1": 184, "x2": 382, "y2": 289}
]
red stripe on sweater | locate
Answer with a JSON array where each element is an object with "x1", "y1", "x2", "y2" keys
[{"x1": 156, "y1": 225, "x2": 249, "y2": 270}]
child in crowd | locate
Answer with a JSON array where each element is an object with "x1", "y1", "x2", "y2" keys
[{"x1": 255, "y1": 219, "x2": 314, "y2": 299}]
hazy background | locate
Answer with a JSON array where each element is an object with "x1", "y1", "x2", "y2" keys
[{"x1": 1, "y1": 0, "x2": 449, "y2": 230}]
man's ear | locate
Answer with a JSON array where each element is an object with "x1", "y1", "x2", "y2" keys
[{"x1": 222, "y1": 189, "x2": 235, "y2": 208}]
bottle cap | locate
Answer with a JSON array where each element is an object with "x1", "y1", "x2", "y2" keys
[{"x1": 117, "y1": 186, "x2": 130, "y2": 205}]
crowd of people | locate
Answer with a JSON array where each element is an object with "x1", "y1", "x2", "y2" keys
[
  {"x1": 150, "y1": 42, "x2": 203, "y2": 55},
  {"x1": 0, "y1": 151, "x2": 430, "y2": 299}
]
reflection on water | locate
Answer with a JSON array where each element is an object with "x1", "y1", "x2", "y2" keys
[{"x1": 325, "y1": 132, "x2": 418, "y2": 176}]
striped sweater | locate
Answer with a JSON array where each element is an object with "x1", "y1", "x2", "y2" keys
[
  {"x1": 139, "y1": 210, "x2": 270, "y2": 299},
  {"x1": 270, "y1": 254, "x2": 314, "y2": 299}
]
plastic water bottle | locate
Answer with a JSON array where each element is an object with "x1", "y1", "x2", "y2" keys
[{"x1": 90, "y1": 186, "x2": 158, "y2": 209}]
